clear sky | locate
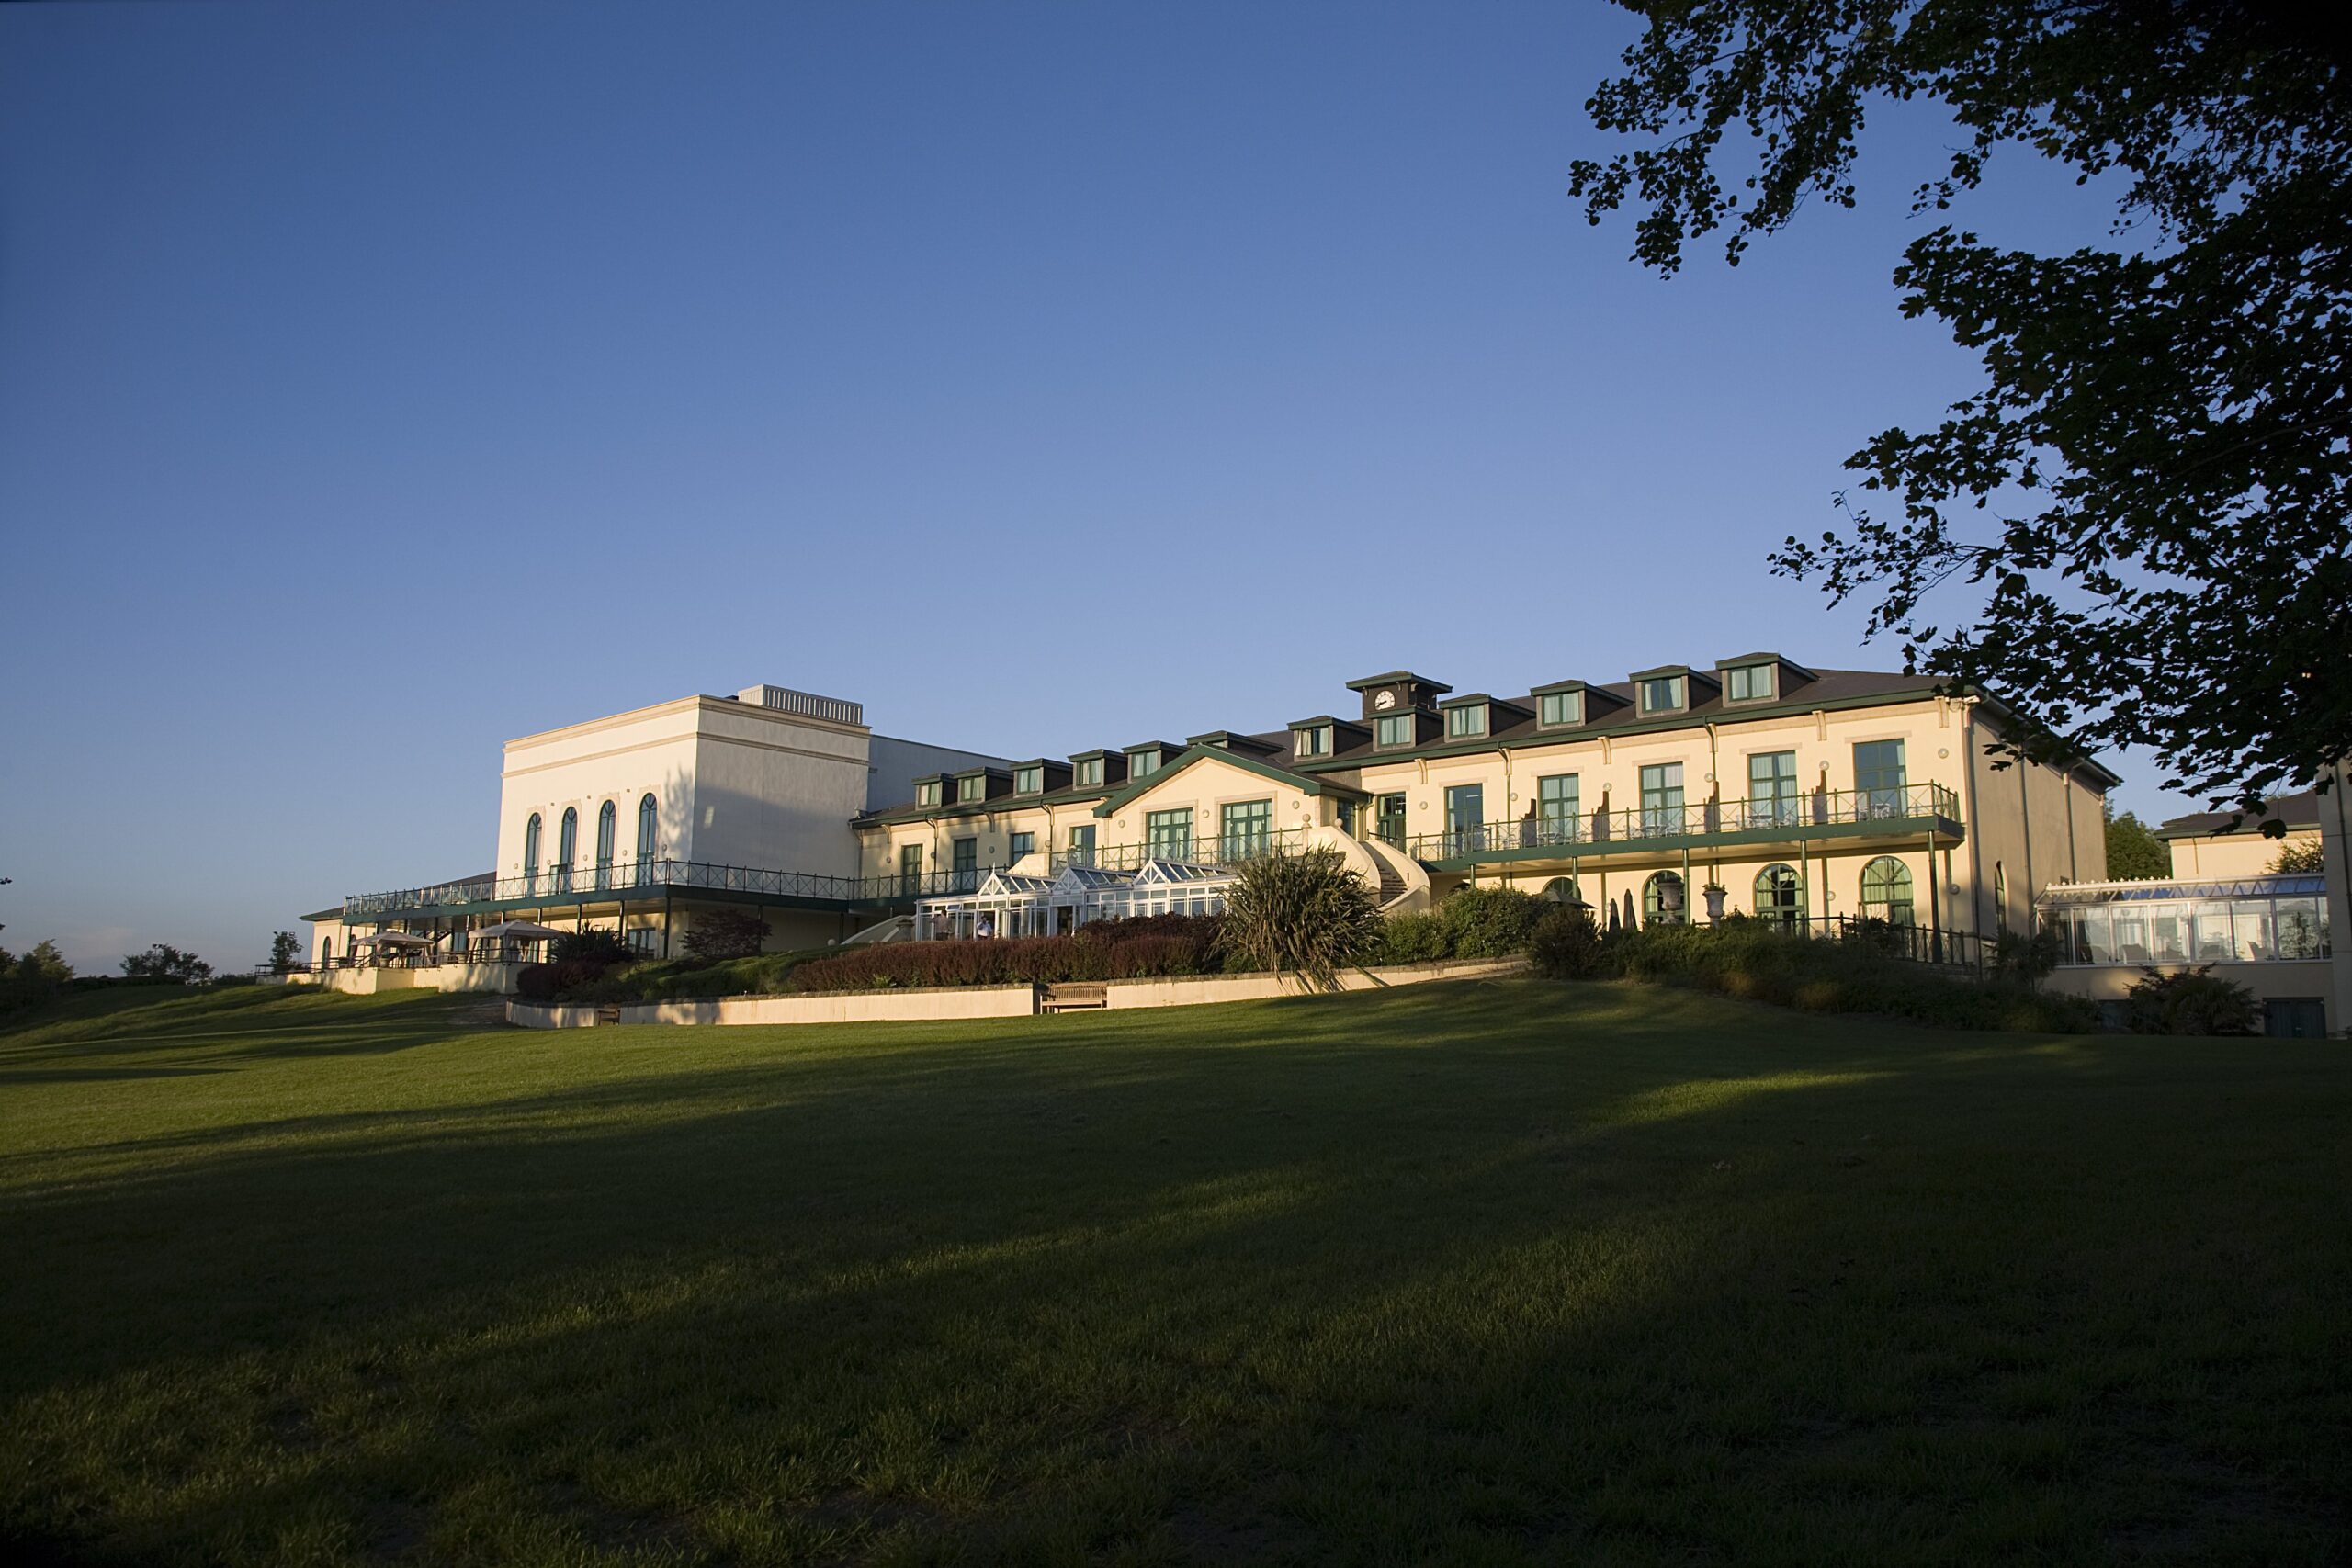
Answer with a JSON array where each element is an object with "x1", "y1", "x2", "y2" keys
[{"x1": 0, "y1": 1, "x2": 2199, "y2": 972}]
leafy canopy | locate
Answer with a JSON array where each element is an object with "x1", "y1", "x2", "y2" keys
[
  {"x1": 2103, "y1": 809, "x2": 2170, "y2": 881},
  {"x1": 1571, "y1": 1, "x2": 2352, "y2": 812}
]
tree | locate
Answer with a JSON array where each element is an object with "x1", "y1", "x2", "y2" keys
[
  {"x1": 2104, "y1": 809, "x2": 2170, "y2": 881},
  {"x1": 2272, "y1": 839, "x2": 2325, "y2": 874},
  {"x1": 2125, "y1": 964, "x2": 2260, "y2": 1035},
  {"x1": 679, "y1": 908, "x2": 767, "y2": 964},
  {"x1": 1571, "y1": 2, "x2": 2352, "y2": 815},
  {"x1": 17, "y1": 940, "x2": 73, "y2": 984},
  {"x1": 121, "y1": 943, "x2": 213, "y2": 984},
  {"x1": 267, "y1": 931, "x2": 303, "y2": 973},
  {"x1": 1216, "y1": 848, "x2": 1382, "y2": 991}
]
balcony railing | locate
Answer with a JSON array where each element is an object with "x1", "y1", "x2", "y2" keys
[
  {"x1": 1407, "y1": 783, "x2": 1962, "y2": 862},
  {"x1": 1048, "y1": 828, "x2": 1303, "y2": 874},
  {"x1": 343, "y1": 857, "x2": 1001, "y2": 917}
]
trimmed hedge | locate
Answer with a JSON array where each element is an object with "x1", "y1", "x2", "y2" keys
[
  {"x1": 1544, "y1": 916, "x2": 2097, "y2": 1033},
  {"x1": 1369, "y1": 887, "x2": 1545, "y2": 964},
  {"x1": 790, "y1": 916, "x2": 1223, "y2": 992}
]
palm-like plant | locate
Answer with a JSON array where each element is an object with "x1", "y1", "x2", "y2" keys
[{"x1": 1216, "y1": 848, "x2": 1380, "y2": 991}]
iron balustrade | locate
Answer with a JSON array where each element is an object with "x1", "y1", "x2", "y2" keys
[
  {"x1": 1408, "y1": 783, "x2": 1961, "y2": 861},
  {"x1": 1047, "y1": 828, "x2": 1304, "y2": 874},
  {"x1": 343, "y1": 857, "x2": 1003, "y2": 917}
]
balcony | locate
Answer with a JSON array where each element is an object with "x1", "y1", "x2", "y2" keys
[
  {"x1": 1049, "y1": 828, "x2": 1303, "y2": 874},
  {"x1": 341, "y1": 857, "x2": 1005, "y2": 919},
  {"x1": 1404, "y1": 784, "x2": 1963, "y2": 866}
]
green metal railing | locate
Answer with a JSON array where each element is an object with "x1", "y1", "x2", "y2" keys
[
  {"x1": 343, "y1": 857, "x2": 1001, "y2": 918},
  {"x1": 1048, "y1": 828, "x2": 1303, "y2": 874},
  {"x1": 1407, "y1": 783, "x2": 1962, "y2": 862}
]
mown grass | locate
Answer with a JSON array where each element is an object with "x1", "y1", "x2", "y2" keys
[{"x1": 1, "y1": 979, "x2": 2345, "y2": 1565}]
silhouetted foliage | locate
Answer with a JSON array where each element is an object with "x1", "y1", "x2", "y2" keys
[
  {"x1": 2272, "y1": 840, "x2": 2325, "y2": 874},
  {"x1": 1572, "y1": 1, "x2": 2352, "y2": 810},
  {"x1": 267, "y1": 931, "x2": 303, "y2": 973},
  {"x1": 550, "y1": 929, "x2": 634, "y2": 965},
  {"x1": 2124, "y1": 964, "x2": 2261, "y2": 1035},
  {"x1": 679, "y1": 908, "x2": 768, "y2": 964},
  {"x1": 120, "y1": 943, "x2": 212, "y2": 984}
]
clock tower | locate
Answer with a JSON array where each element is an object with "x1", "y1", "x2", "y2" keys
[{"x1": 1342, "y1": 671, "x2": 1452, "y2": 723}]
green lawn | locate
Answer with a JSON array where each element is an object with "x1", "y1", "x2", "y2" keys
[{"x1": 1, "y1": 980, "x2": 2345, "y2": 1566}]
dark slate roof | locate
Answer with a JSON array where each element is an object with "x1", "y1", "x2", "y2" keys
[{"x1": 2155, "y1": 791, "x2": 2323, "y2": 840}]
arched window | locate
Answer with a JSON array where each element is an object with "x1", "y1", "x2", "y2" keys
[
  {"x1": 1860, "y1": 856, "x2": 1915, "y2": 925},
  {"x1": 320, "y1": 936, "x2": 333, "y2": 965},
  {"x1": 1754, "y1": 863, "x2": 1804, "y2": 929},
  {"x1": 636, "y1": 793, "x2": 658, "y2": 883},
  {"x1": 1643, "y1": 871, "x2": 1686, "y2": 926},
  {"x1": 1994, "y1": 862, "x2": 2009, "y2": 933},
  {"x1": 523, "y1": 814, "x2": 542, "y2": 893},
  {"x1": 557, "y1": 807, "x2": 577, "y2": 893},
  {"x1": 594, "y1": 800, "x2": 616, "y2": 890},
  {"x1": 1540, "y1": 875, "x2": 1582, "y2": 905}
]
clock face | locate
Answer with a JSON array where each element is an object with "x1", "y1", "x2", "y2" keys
[{"x1": 1374, "y1": 690, "x2": 1397, "y2": 710}]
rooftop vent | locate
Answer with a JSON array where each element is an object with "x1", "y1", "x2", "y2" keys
[{"x1": 735, "y1": 684, "x2": 865, "y2": 727}]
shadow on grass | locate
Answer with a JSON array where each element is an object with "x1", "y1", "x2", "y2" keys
[{"x1": 0, "y1": 980, "x2": 2344, "y2": 1565}]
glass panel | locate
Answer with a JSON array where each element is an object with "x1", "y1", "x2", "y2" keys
[
  {"x1": 1220, "y1": 800, "x2": 1272, "y2": 860},
  {"x1": 1854, "y1": 740, "x2": 1907, "y2": 816},
  {"x1": 1075, "y1": 760, "x2": 1102, "y2": 788},
  {"x1": 2234, "y1": 902, "x2": 2278, "y2": 962},
  {"x1": 1726, "y1": 664, "x2": 1772, "y2": 702},
  {"x1": 1747, "y1": 750, "x2": 1800, "y2": 827},
  {"x1": 1009, "y1": 832, "x2": 1035, "y2": 862},
  {"x1": 1446, "y1": 705, "x2": 1486, "y2": 738},
  {"x1": 1015, "y1": 767, "x2": 1041, "y2": 794},
  {"x1": 1375, "y1": 794, "x2": 1408, "y2": 847},
  {"x1": 1639, "y1": 763, "x2": 1684, "y2": 836},
  {"x1": 2109, "y1": 909, "x2": 2152, "y2": 963},
  {"x1": 1754, "y1": 863, "x2": 1804, "y2": 927},
  {"x1": 1639, "y1": 676, "x2": 1684, "y2": 713},
  {"x1": 2148, "y1": 908, "x2": 2188, "y2": 962},
  {"x1": 1146, "y1": 808, "x2": 1193, "y2": 862},
  {"x1": 1860, "y1": 857, "x2": 1915, "y2": 925},
  {"x1": 2275, "y1": 897, "x2": 2328, "y2": 960},
  {"x1": 1295, "y1": 726, "x2": 1329, "y2": 757},
  {"x1": 1539, "y1": 691, "x2": 1581, "y2": 726},
  {"x1": 1375, "y1": 714, "x2": 1413, "y2": 748},
  {"x1": 1066, "y1": 825, "x2": 1096, "y2": 866},
  {"x1": 1536, "y1": 774, "x2": 1579, "y2": 845},
  {"x1": 1644, "y1": 872, "x2": 1686, "y2": 924},
  {"x1": 1444, "y1": 784, "x2": 1484, "y2": 854},
  {"x1": 2190, "y1": 902, "x2": 2239, "y2": 960},
  {"x1": 1129, "y1": 751, "x2": 1159, "y2": 778}
]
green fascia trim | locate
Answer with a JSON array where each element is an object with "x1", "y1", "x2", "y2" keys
[
  {"x1": 300, "y1": 907, "x2": 344, "y2": 923},
  {"x1": 348, "y1": 884, "x2": 871, "y2": 920},
  {"x1": 856, "y1": 786, "x2": 1114, "y2": 828},
  {"x1": 1091, "y1": 745, "x2": 1370, "y2": 818},
  {"x1": 1284, "y1": 686, "x2": 1961, "y2": 774},
  {"x1": 1419, "y1": 813, "x2": 1968, "y2": 872},
  {"x1": 1627, "y1": 664, "x2": 1694, "y2": 682},
  {"x1": 1344, "y1": 670, "x2": 1452, "y2": 693},
  {"x1": 1528, "y1": 678, "x2": 1591, "y2": 696}
]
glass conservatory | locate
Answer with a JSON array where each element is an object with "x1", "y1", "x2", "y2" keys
[
  {"x1": 2038, "y1": 874, "x2": 2331, "y2": 967},
  {"x1": 913, "y1": 859, "x2": 1237, "y2": 940}
]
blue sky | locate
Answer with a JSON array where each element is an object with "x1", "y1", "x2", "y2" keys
[{"x1": 0, "y1": 2, "x2": 2196, "y2": 971}]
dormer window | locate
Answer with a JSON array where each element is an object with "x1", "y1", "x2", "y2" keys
[
  {"x1": 1539, "y1": 690, "x2": 1583, "y2": 728},
  {"x1": 1639, "y1": 676, "x2": 1687, "y2": 715},
  {"x1": 1724, "y1": 664, "x2": 1775, "y2": 703},
  {"x1": 1295, "y1": 724, "x2": 1331, "y2": 758},
  {"x1": 916, "y1": 780, "x2": 941, "y2": 807},
  {"x1": 1074, "y1": 757, "x2": 1103, "y2": 788},
  {"x1": 957, "y1": 774, "x2": 984, "y2": 804},
  {"x1": 1128, "y1": 749, "x2": 1160, "y2": 780},
  {"x1": 1014, "y1": 765, "x2": 1042, "y2": 795},
  {"x1": 1374, "y1": 713, "x2": 1414, "y2": 750},
  {"x1": 1445, "y1": 703, "x2": 1487, "y2": 739}
]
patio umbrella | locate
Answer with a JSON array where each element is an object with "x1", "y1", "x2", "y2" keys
[{"x1": 356, "y1": 931, "x2": 436, "y2": 948}]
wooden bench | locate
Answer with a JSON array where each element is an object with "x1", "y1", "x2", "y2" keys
[{"x1": 1038, "y1": 983, "x2": 1108, "y2": 1013}]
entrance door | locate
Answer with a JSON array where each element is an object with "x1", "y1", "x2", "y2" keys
[
  {"x1": 2265, "y1": 998, "x2": 2327, "y2": 1038},
  {"x1": 1375, "y1": 793, "x2": 1408, "y2": 848},
  {"x1": 1444, "y1": 784, "x2": 1485, "y2": 857}
]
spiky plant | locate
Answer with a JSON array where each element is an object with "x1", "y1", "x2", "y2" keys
[{"x1": 1215, "y1": 847, "x2": 1381, "y2": 992}]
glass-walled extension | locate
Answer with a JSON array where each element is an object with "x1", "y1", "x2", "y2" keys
[{"x1": 2041, "y1": 874, "x2": 2331, "y2": 966}]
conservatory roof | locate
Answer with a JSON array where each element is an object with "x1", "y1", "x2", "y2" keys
[{"x1": 2037, "y1": 873, "x2": 2325, "y2": 906}]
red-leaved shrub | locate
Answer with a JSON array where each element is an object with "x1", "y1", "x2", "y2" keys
[{"x1": 790, "y1": 915, "x2": 1225, "y2": 992}]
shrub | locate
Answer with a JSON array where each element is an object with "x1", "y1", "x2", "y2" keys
[
  {"x1": 680, "y1": 908, "x2": 768, "y2": 964},
  {"x1": 1438, "y1": 886, "x2": 1544, "y2": 958},
  {"x1": 2124, "y1": 965, "x2": 2261, "y2": 1035},
  {"x1": 121, "y1": 943, "x2": 212, "y2": 984},
  {"x1": 1993, "y1": 926, "x2": 2063, "y2": 983},
  {"x1": 1372, "y1": 912, "x2": 1451, "y2": 964},
  {"x1": 790, "y1": 916, "x2": 1226, "y2": 993},
  {"x1": 514, "y1": 959, "x2": 616, "y2": 1002},
  {"x1": 1215, "y1": 850, "x2": 1381, "y2": 990},
  {"x1": 1528, "y1": 906, "x2": 1605, "y2": 978},
  {"x1": 2272, "y1": 840, "x2": 2324, "y2": 874},
  {"x1": 550, "y1": 929, "x2": 634, "y2": 965}
]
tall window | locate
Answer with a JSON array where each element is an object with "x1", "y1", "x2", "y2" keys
[
  {"x1": 1754, "y1": 863, "x2": 1804, "y2": 928},
  {"x1": 1644, "y1": 871, "x2": 1687, "y2": 925},
  {"x1": 1748, "y1": 750, "x2": 1800, "y2": 826},
  {"x1": 1221, "y1": 799, "x2": 1272, "y2": 860},
  {"x1": 594, "y1": 800, "x2": 616, "y2": 890},
  {"x1": 1854, "y1": 740, "x2": 1907, "y2": 817},
  {"x1": 523, "y1": 813, "x2": 542, "y2": 893},
  {"x1": 636, "y1": 794, "x2": 657, "y2": 884},
  {"x1": 1375, "y1": 714, "x2": 1413, "y2": 749},
  {"x1": 1295, "y1": 725, "x2": 1330, "y2": 758},
  {"x1": 1375, "y1": 793, "x2": 1408, "y2": 846},
  {"x1": 1536, "y1": 774, "x2": 1579, "y2": 845},
  {"x1": 1444, "y1": 784, "x2": 1485, "y2": 854},
  {"x1": 1146, "y1": 808, "x2": 1193, "y2": 862},
  {"x1": 1539, "y1": 690, "x2": 1581, "y2": 728},
  {"x1": 1725, "y1": 664, "x2": 1774, "y2": 702},
  {"x1": 899, "y1": 843, "x2": 922, "y2": 891},
  {"x1": 1639, "y1": 763, "x2": 1685, "y2": 836},
  {"x1": 556, "y1": 807, "x2": 577, "y2": 893},
  {"x1": 952, "y1": 838, "x2": 978, "y2": 883},
  {"x1": 1009, "y1": 830, "x2": 1035, "y2": 862},
  {"x1": 1994, "y1": 862, "x2": 2008, "y2": 933},
  {"x1": 1639, "y1": 676, "x2": 1686, "y2": 714},
  {"x1": 1860, "y1": 856, "x2": 1916, "y2": 924},
  {"x1": 1446, "y1": 704, "x2": 1487, "y2": 739},
  {"x1": 1066, "y1": 824, "x2": 1096, "y2": 865},
  {"x1": 1074, "y1": 757, "x2": 1102, "y2": 788}
]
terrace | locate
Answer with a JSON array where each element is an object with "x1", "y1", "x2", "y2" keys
[{"x1": 1404, "y1": 783, "x2": 1964, "y2": 867}]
